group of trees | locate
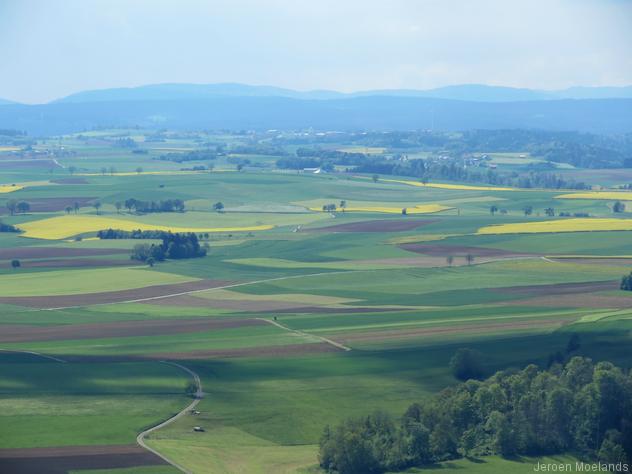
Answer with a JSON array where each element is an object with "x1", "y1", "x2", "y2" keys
[
  {"x1": 354, "y1": 159, "x2": 590, "y2": 190},
  {"x1": 121, "y1": 198, "x2": 185, "y2": 213},
  {"x1": 5, "y1": 200, "x2": 30, "y2": 215},
  {"x1": 620, "y1": 271, "x2": 632, "y2": 291},
  {"x1": 320, "y1": 356, "x2": 632, "y2": 474},
  {"x1": 130, "y1": 232, "x2": 207, "y2": 263},
  {"x1": 97, "y1": 228, "x2": 169, "y2": 239},
  {"x1": 64, "y1": 202, "x2": 82, "y2": 214},
  {"x1": 274, "y1": 130, "x2": 632, "y2": 169},
  {"x1": 156, "y1": 150, "x2": 218, "y2": 163},
  {"x1": 0, "y1": 220, "x2": 19, "y2": 232}
]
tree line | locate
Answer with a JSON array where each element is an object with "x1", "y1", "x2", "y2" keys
[
  {"x1": 120, "y1": 198, "x2": 185, "y2": 213},
  {"x1": 156, "y1": 150, "x2": 218, "y2": 163},
  {"x1": 319, "y1": 355, "x2": 632, "y2": 474}
]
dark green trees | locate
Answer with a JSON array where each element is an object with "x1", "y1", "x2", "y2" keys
[
  {"x1": 319, "y1": 357, "x2": 632, "y2": 474},
  {"x1": 621, "y1": 272, "x2": 632, "y2": 291},
  {"x1": 449, "y1": 348, "x2": 484, "y2": 381}
]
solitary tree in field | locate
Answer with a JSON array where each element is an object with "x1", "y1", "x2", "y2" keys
[
  {"x1": 446, "y1": 255, "x2": 454, "y2": 266},
  {"x1": 115, "y1": 201, "x2": 122, "y2": 214},
  {"x1": 523, "y1": 205, "x2": 533, "y2": 216},
  {"x1": 613, "y1": 201, "x2": 626, "y2": 213},
  {"x1": 93, "y1": 201, "x2": 102, "y2": 215},
  {"x1": 372, "y1": 174, "x2": 379, "y2": 183},
  {"x1": 11, "y1": 259, "x2": 20, "y2": 269},
  {"x1": 621, "y1": 272, "x2": 632, "y2": 291},
  {"x1": 135, "y1": 167, "x2": 143, "y2": 174},
  {"x1": 73, "y1": 201, "x2": 80, "y2": 214},
  {"x1": 5, "y1": 199, "x2": 17, "y2": 216},
  {"x1": 402, "y1": 208, "x2": 407, "y2": 215},
  {"x1": 100, "y1": 167, "x2": 107, "y2": 176},
  {"x1": 490, "y1": 205, "x2": 498, "y2": 215},
  {"x1": 185, "y1": 380, "x2": 198, "y2": 398},
  {"x1": 16, "y1": 201, "x2": 30, "y2": 214},
  {"x1": 449, "y1": 348, "x2": 484, "y2": 381},
  {"x1": 65, "y1": 206, "x2": 72, "y2": 214},
  {"x1": 339, "y1": 200, "x2": 347, "y2": 212},
  {"x1": 465, "y1": 254, "x2": 475, "y2": 265},
  {"x1": 545, "y1": 207, "x2": 555, "y2": 217},
  {"x1": 213, "y1": 202, "x2": 224, "y2": 212},
  {"x1": 109, "y1": 166, "x2": 116, "y2": 175},
  {"x1": 68, "y1": 166, "x2": 76, "y2": 175}
]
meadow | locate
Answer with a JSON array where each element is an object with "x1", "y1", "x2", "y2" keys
[{"x1": 2, "y1": 130, "x2": 632, "y2": 473}]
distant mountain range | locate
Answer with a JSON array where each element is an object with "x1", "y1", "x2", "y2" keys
[
  {"x1": 49, "y1": 83, "x2": 632, "y2": 104},
  {"x1": 0, "y1": 98, "x2": 16, "y2": 105},
  {"x1": 0, "y1": 83, "x2": 631, "y2": 135}
]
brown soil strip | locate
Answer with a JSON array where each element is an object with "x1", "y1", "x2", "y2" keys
[
  {"x1": 50, "y1": 178, "x2": 89, "y2": 184},
  {"x1": 0, "y1": 444, "x2": 166, "y2": 474},
  {"x1": 0, "y1": 318, "x2": 264, "y2": 343},
  {"x1": 144, "y1": 296, "x2": 410, "y2": 314},
  {"x1": 0, "y1": 159, "x2": 59, "y2": 169},
  {"x1": 400, "y1": 243, "x2": 532, "y2": 257},
  {"x1": 0, "y1": 279, "x2": 233, "y2": 309},
  {"x1": 147, "y1": 294, "x2": 316, "y2": 311},
  {"x1": 309, "y1": 219, "x2": 438, "y2": 233},
  {"x1": 496, "y1": 280, "x2": 619, "y2": 297},
  {"x1": 60, "y1": 342, "x2": 340, "y2": 362},
  {"x1": 0, "y1": 197, "x2": 95, "y2": 214},
  {"x1": 331, "y1": 318, "x2": 573, "y2": 344},
  {"x1": 0, "y1": 247, "x2": 128, "y2": 259},
  {"x1": 0, "y1": 258, "x2": 141, "y2": 269}
]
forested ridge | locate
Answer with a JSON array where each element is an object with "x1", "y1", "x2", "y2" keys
[{"x1": 320, "y1": 357, "x2": 632, "y2": 474}]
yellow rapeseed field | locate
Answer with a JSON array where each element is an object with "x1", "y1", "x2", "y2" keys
[
  {"x1": 477, "y1": 218, "x2": 632, "y2": 235},
  {"x1": 18, "y1": 215, "x2": 274, "y2": 240},
  {"x1": 0, "y1": 185, "x2": 23, "y2": 193},
  {"x1": 309, "y1": 204, "x2": 452, "y2": 214},
  {"x1": 556, "y1": 192, "x2": 632, "y2": 201},
  {"x1": 378, "y1": 178, "x2": 515, "y2": 191}
]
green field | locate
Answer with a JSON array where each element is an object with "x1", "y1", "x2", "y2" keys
[{"x1": 2, "y1": 129, "x2": 632, "y2": 473}]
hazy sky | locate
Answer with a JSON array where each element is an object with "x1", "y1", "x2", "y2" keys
[{"x1": 1, "y1": 0, "x2": 631, "y2": 103}]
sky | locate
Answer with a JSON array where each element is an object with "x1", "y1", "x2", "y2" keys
[{"x1": 0, "y1": 0, "x2": 631, "y2": 104}]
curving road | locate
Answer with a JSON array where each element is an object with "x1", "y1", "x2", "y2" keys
[{"x1": 136, "y1": 361, "x2": 203, "y2": 474}]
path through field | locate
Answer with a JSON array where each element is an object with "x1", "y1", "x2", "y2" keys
[
  {"x1": 258, "y1": 317, "x2": 352, "y2": 351},
  {"x1": 136, "y1": 361, "x2": 203, "y2": 474}
]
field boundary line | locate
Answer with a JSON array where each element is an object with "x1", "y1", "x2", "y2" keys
[
  {"x1": 257, "y1": 317, "x2": 352, "y2": 351},
  {"x1": 136, "y1": 361, "x2": 203, "y2": 474},
  {"x1": 0, "y1": 349, "x2": 67, "y2": 363}
]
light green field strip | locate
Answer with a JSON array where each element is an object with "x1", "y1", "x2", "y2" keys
[
  {"x1": 148, "y1": 427, "x2": 317, "y2": 474},
  {"x1": 477, "y1": 218, "x2": 632, "y2": 235},
  {"x1": 192, "y1": 289, "x2": 359, "y2": 305},
  {"x1": 556, "y1": 191, "x2": 632, "y2": 201},
  {"x1": 225, "y1": 257, "x2": 420, "y2": 270},
  {"x1": 0, "y1": 268, "x2": 195, "y2": 297},
  {"x1": 310, "y1": 308, "x2": 594, "y2": 335}
]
